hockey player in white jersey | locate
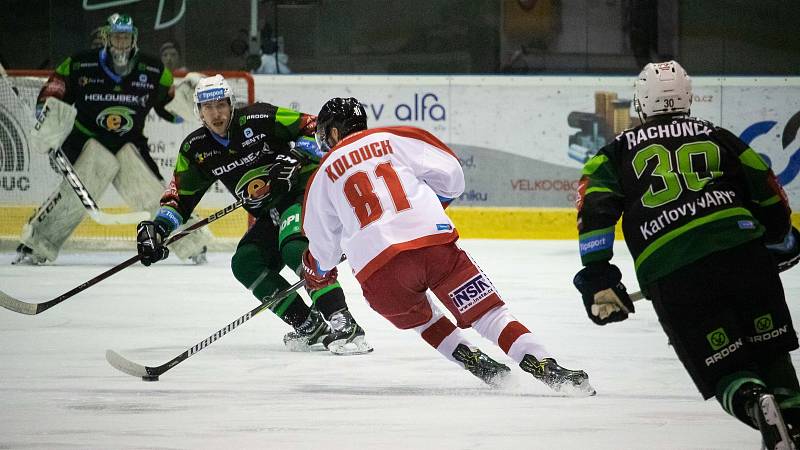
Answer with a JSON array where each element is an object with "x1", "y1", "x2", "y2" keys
[{"x1": 301, "y1": 97, "x2": 594, "y2": 394}]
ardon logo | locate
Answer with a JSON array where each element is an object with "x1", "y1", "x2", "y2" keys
[
  {"x1": 706, "y1": 327, "x2": 729, "y2": 351},
  {"x1": 96, "y1": 106, "x2": 135, "y2": 135},
  {"x1": 754, "y1": 314, "x2": 774, "y2": 333}
]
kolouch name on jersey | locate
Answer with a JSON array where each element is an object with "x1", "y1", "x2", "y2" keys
[{"x1": 325, "y1": 139, "x2": 395, "y2": 182}]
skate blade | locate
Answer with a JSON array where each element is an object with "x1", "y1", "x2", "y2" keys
[
  {"x1": 284, "y1": 339, "x2": 328, "y2": 353},
  {"x1": 328, "y1": 335, "x2": 374, "y2": 356},
  {"x1": 555, "y1": 379, "x2": 597, "y2": 397},
  {"x1": 759, "y1": 395, "x2": 796, "y2": 450}
]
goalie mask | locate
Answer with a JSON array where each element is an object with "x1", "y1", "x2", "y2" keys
[
  {"x1": 102, "y1": 13, "x2": 138, "y2": 67},
  {"x1": 633, "y1": 60, "x2": 692, "y2": 122},
  {"x1": 194, "y1": 74, "x2": 236, "y2": 134},
  {"x1": 315, "y1": 97, "x2": 368, "y2": 153}
]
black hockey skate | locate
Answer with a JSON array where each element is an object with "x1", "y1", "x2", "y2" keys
[
  {"x1": 520, "y1": 354, "x2": 596, "y2": 396},
  {"x1": 743, "y1": 387, "x2": 797, "y2": 450},
  {"x1": 322, "y1": 309, "x2": 373, "y2": 355},
  {"x1": 11, "y1": 244, "x2": 46, "y2": 265},
  {"x1": 452, "y1": 343, "x2": 511, "y2": 387},
  {"x1": 283, "y1": 309, "x2": 330, "y2": 352}
]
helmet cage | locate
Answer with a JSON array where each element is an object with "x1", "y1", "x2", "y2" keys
[{"x1": 103, "y1": 13, "x2": 138, "y2": 66}]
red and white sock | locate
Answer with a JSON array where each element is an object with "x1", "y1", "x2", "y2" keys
[
  {"x1": 414, "y1": 294, "x2": 475, "y2": 366},
  {"x1": 471, "y1": 305, "x2": 550, "y2": 364}
]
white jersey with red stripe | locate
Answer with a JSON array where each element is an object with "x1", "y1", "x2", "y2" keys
[{"x1": 302, "y1": 126, "x2": 464, "y2": 283}]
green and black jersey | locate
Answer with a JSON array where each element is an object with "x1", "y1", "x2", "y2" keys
[
  {"x1": 36, "y1": 48, "x2": 179, "y2": 151},
  {"x1": 577, "y1": 114, "x2": 791, "y2": 287},
  {"x1": 155, "y1": 102, "x2": 317, "y2": 233}
]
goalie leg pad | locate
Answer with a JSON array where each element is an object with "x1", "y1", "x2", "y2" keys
[
  {"x1": 113, "y1": 143, "x2": 212, "y2": 259},
  {"x1": 20, "y1": 139, "x2": 119, "y2": 261}
]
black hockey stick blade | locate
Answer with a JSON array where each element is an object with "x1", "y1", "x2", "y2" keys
[
  {"x1": 0, "y1": 200, "x2": 243, "y2": 315},
  {"x1": 106, "y1": 279, "x2": 305, "y2": 380}
]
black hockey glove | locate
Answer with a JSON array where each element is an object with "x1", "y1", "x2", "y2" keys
[
  {"x1": 136, "y1": 220, "x2": 170, "y2": 266},
  {"x1": 267, "y1": 154, "x2": 301, "y2": 198},
  {"x1": 573, "y1": 263, "x2": 634, "y2": 326},
  {"x1": 766, "y1": 227, "x2": 800, "y2": 273}
]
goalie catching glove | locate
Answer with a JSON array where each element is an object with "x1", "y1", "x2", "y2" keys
[
  {"x1": 30, "y1": 97, "x2": 77, "y2": 154},
  {"x1": 137, "y1": 221, "x2": 170, "y2": 266},
  {"x1": 301, "y1": 250, "x2": 338, "y2": 291},
  {"x1": 766, "y1": 226, "x2": 800, "y2": 273},
  {"x1": 573, "y1": 262, "x2": 635, "y2": 325}
]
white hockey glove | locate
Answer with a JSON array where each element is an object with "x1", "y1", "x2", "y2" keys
[
  {"x1": 165, "y1": 71, "x2": 204, "y2": 121},
  {"x1": 29, "y1": 97, "x2": 76, "y2": 154}
]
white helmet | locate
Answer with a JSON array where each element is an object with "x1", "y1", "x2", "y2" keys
[
  {"x1": 193, "y1": 74, "x2": 236, "y2": 127},
  {"x1": 633, "y1": 60, "x2": 692, "y2": 121}
]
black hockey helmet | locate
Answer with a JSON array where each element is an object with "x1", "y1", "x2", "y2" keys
[{"x1": 315, "y1": 97, "x2": 368, "y2": 153}]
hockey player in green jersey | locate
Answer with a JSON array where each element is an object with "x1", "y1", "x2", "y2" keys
[
  {"x1": 573, "y1": 60, "x2": 800, "y2": 448},
  {"x1": 135, "y1": 75, "x2": 371, "y2": 355},
  {"x1": 14, "y1": 13, "x2": 209, "y2": 265}
]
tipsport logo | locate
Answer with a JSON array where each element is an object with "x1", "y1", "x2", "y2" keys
[
  {"x1": 740, "y1": 110, "x2": 800, "y2": 186},
  {"x1": 0, "y1": 103, "x2": 32, "y2": 191}
]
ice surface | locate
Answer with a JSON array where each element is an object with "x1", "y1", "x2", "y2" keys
[{"x1": 1, "y1": 240, "x2": 795, "y2": 449}]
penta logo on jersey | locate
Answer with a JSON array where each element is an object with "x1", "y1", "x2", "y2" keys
[
  {"x1": 448, "y1": 273, "x2": 495, "y2": 313},
  {"x1": 96, "y1": 106, "x2": 136, "y2": 135}
]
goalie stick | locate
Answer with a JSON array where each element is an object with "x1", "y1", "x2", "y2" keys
[
  {"x1": 0, "y1": 200, "x2": 243, "y2": 315},
  {"x1": 106, "y1": 279, "x2": 306, "y2": 381},
  {"x1": 50, "y1": 147, "x2": 151, "y2": 225}
]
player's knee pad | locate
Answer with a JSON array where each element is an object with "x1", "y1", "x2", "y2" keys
[
  {"x1": 280, "y1": 237, "x2": 307, "y2": 275},
  {"x1": 20, "y1": 139, "x2": 118, "y2": 261}
]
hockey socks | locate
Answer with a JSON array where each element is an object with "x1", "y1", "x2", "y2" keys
[
  {"x1": 470, "y1": 305, "x2": 551, "y2": 363},
  {"x1": 413, "y1": 296, "x2": 509, "y2": 385}
]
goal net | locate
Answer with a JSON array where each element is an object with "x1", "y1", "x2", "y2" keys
[{"x1": 0, "y1": 69, "x2": 255, "y2": 252}]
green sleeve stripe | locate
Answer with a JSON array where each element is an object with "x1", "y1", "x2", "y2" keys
[
  {"x1": 579, "y1": 226, "x2": 615, "y2": 240},
  {"x1": 585, "y1": 187, "x2": 615, "y2": 195},
  {"x1": 178, "y1": 188, "x2": 204, "y2": 195},
  {"x1": 758, "y1": 195, "x2": 781, "y2": 207},
  {"x1": 275, "y1": 107, "x2": 301, "y2": 128},
  {"x1": 634, "y1": 207, "x2": 754, "y2": 271},
  {"x1": 582, "y1": 154, "x2": 609, "y2": 175},
  {"x1": 175, "y1": 153, "x2": 190, "y2": 172},
  {"x1": 160, "y1": 68, "x2": 174, "y2": 87},
  {"x1": 739, "y1": 148, "x2": 769, "y2": 170},
  {"x1": 55, "y1": 57, "x2": 72, "y2": 76}
]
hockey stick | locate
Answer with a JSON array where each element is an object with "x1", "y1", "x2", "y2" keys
[
  {"x1": 50, "y1": 147, "x2": 151, "y2": 225},
  {"x1": 106, "y1": 279, "x2": 306, "y2": 381},
  {"x1": 0, "y1": 200, "x2": 244, "y2": 315}
]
